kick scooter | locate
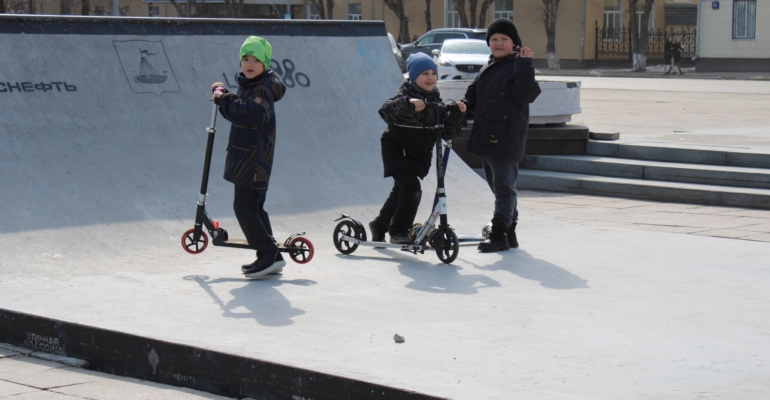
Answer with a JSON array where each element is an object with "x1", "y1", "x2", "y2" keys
[
  {"x1": 332, "y1": 101, "x2": 462, "y2": 264},
  {"x1": 180, "y1": 98, "x2": 314, "y2": 264}
]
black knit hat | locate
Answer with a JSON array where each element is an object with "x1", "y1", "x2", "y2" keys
[{"x1": 486, "y1": 18, "x2": 521, "y2": 46}]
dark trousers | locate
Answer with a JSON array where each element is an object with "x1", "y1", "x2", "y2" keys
[
  {"x1": 373, "y1": 171, "x2": 422, "y2": 236},
  {"x1": 233, "y1": 185, "x2": 278, "y2": 253},
  {"x1": 481, "y1": 154, "x2": 519, "y2": 229}
]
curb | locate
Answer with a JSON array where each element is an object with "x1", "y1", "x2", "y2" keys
[{"x1": 0, "y1": 308, "x2": 444, "y2": 400}]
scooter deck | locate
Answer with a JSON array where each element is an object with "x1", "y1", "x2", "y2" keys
[
  {"x1": 212, "y1": 238, "x2": 306, "y2": 252},
  {"x1": 456, "y1": 234, "x2": 486, "y2": 243}
]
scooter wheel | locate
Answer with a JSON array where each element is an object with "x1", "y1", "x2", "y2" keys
[
  {"x1": 434, "y1": 228, "x2": 459, "y2": 264},
  {"x1": 181, "y1": 229, "x2": 208, "y2": 254},
  {"x1": 288, "y1": 237, "x2": 314, "y2": 264},
  {"x1": 333, "y1": 220, "x2": 360, "y2": 255}
]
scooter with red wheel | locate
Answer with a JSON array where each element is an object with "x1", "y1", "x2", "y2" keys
[{"x1": 180, "y1": 95, "x2": 314, "y2": 265}]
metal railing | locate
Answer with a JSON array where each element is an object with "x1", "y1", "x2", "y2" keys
[{"x1": 595, "y1": 22, "x2": 696, "y2": 64}]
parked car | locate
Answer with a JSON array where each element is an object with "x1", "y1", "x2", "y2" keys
[
  {"x1": 387, "y1": 32, "x2": 406, "y2": 73},
  {"x1": 432, "y1": 39, "x2": 490, "y2": 80},
  {"x1": 399, "y1": 28, "x2": 487, "y2": 59}
]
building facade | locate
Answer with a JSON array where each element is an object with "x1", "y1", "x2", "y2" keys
[
  {"x1": 696, "y1": 0, "x2": 769, "y2": 71},
  {"x1": 4, "y1": 0, "x2": 726, "y2": 68}
]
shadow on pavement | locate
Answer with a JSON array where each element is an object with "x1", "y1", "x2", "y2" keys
[
  {"x1": 183, "y1": 275, "x2": 316, "y2": 327},
  {"x1": 463, "y1": 249, "x2": 589, "y2": 290}
]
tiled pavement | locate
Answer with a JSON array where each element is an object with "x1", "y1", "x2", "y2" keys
[
  {"x1": 519, "y1": 190, "x2": 770, "y2": 243},
  {"x1": 0, "y1": 345, "x2": 230, "y2": 400}
]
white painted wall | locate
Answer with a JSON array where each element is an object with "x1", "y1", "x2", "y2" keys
[{"x1": 699, "y1": 0, "x2": 770, "y2": 58}]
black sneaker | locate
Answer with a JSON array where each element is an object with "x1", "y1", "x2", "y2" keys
[
  {"x1": 242, "y1": 251, "x2": 282, "y2": 279},
  {"x1": 507, "y1": 223, "x2": 519, "y2": 248},
  {"x1": 243, "y1": 251, "x2": 285, "y2": 274},
  {"x1": 389, "y1": 233, "x2": 412, "y2": 244},
  {"x1": 369, "y1": 220, "x2": 385, "y2": 242}
]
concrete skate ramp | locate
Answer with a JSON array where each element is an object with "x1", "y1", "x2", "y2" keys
[{"x1": 3, "y1": 15, "x2": 770, "y2": 400}]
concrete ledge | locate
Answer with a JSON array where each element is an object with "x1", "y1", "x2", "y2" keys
[
  {"x1": 524, "y1": 155, "x2": 770, "y2": 190},
  {"x1": 518, "y1": 170, "x2": 770, "y2": 209},
  {"x1": 588, "y1": 141, "x2": 770, "y2": 168},
  {"x1": 0, "y1": 308, "x2": 442, "y2": 400}
]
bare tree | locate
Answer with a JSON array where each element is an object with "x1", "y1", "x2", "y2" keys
[
  {"x1": 307, "y1": 0, "x2": 334, "y2": 19},
  {"x1": 167, "y1": 0, "x2": 188, "y2": 16},
  {"x1": 454, "y1": 0, "x2": 495, "y2": 28},
  {"x1": 629, "y1": 0, "x2": 655, "y2": 72},
  {"x1": 455, "y1": 0, "x2": 469, "y2": 27},
  {"x1": 424, "y1": 0, "x2": 431, "y2": 32},
  {"x1": 59, "y1": 0, "x2": 73, "y2": 14},
  {"x1": 477, "y1": 0, "x2": 494, "y2": 28},
  {"x1": 223, "y1": 0, "x2": 244, "y2": 17},
  {"x1": 541, "y1": 0, "x2": 561, "y2": 70},
  {"x1": 384, "y1": 0, "x2": 409, "y2": 44}
]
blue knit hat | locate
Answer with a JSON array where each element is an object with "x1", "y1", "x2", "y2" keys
[{"x1": 406, "y1": 53, "x2": 436, "y2": 82}]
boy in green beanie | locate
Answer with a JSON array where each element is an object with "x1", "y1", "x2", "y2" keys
[{"x1": 210, "y1": 36, "x2": 287, "y2": 278}]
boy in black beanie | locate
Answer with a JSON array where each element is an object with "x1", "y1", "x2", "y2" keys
[{"x1": 457, "y1": 18, "x2": 541, "y2": 252}]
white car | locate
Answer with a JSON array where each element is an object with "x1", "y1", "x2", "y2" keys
[{"x1": 432, "y1": 39, "x2": 490, "y2": 80}]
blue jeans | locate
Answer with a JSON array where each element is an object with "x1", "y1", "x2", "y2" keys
[{"x1": 481, "y1": 155, "x2": 519, "y2": 228}]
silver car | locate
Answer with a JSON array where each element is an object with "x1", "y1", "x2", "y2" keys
[
  {"x1": 432, "y1": 39, "x2": 490, "y2": 80},
  {"x1": 388, "y1": 32, "x2": 406, "y2": 73}
]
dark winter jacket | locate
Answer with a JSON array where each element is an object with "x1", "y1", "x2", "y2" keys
[
  {"x1": 216, "y1": 70, "x2": 286, "y2": 193},
  {"x1": 461, "y1": 54, "x2": 541, "y2": 160},
  {"x1": 378, "y1": 79, "x2": 465, "y2": 178}
]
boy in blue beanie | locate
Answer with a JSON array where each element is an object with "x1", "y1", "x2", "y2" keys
[
  {"x1": 370, "y1": 53, "x2": 466, "y2": 244},
  {"x1": 209, "y1": 36, "x2": 287, "y2": 278},
  {"x1": 457, "y1": 18, "x2": 541, "y2": 252}
]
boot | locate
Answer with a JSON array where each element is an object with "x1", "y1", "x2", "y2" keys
[
  {"x1": 477, "y1": 219, "x2": 510, "y2": 253},
  {"x1": 678, "y1": 67, "x2": 685, "y2": 75},
  {"x1": 507, "y1": 222, "x2": 519, "y2": 248}
]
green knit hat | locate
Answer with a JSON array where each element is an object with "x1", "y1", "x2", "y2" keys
[{"x1": 239, "y1": 36, "x2": 272, "y2": 71}]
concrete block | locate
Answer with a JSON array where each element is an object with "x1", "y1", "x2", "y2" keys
[
  {"x1": 586, "y1": 140, "x2": 619, "y2": 157},
  {"x1": 589, "y1": 131, "x2": 620, "y2": 140},
  {"x1": 524, "y1": 156, "x2": 644, "y2": 179},
  {"x1": 726, "y1": 152, "x2": 770, "y2": 169},
  {"x1": 720, "y1": 192, "x2": 770, "y2": 209},
  {"x1": 644, "y1": 164, "x2": 770, "y2": 190},
  {"x1": 618, "y1": 145, "x2": 727, "y2": 165},
  {"x1": 579, "y1": 179, "x2": 723, "y2": 205},
  {"x1": 518, "y1": 170, "x2": 583, "y2": 192}
]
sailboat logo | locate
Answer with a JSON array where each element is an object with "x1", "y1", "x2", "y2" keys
[
  {"x1": 114, "y1": 40, "x2": 180, "y2": 96},
  {"x1": 135, "y1": 50, "x2": 168, "y2": 84}
]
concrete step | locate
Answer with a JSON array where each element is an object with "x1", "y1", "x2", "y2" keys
[
  {"x1": 517, "y1": 169, "x2": 770, "y2": 209},
  {"x1": 587, "y1": 140, "x2": 770, "y2": 169},
  {"x1": 523, "y1": 155, "x2": 770, "y2": 190}
]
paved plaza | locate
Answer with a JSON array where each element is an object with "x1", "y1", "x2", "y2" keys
[{"x1": 1, "y1": 17, "x2": 769, "y2": 399}]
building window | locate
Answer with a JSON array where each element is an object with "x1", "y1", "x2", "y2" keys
[
  {"x1": 347, "y1": 2, "x2": 361, "y2": 20},
  {"x1": 446, "y1": 0, "x2": 460, "y2": 27},
  {"x1": 148, "y1": 3, "x2": 160, "y2": 17},
  {"x1": 603, "y1": 0, "x2": 622, "y2": 41},
  {"x1": 733, "y1": 0, "x2": 756, "y2": 39},
  {"x1": 493, "y1": 0, "x2": 513, "y2": 20},
  {"x1": 308, "y1": 4, "x2": 321, "y2": 20}
]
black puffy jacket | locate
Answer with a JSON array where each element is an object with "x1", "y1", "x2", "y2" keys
[
  {"x1": 461, "y1": 54, "x2": 541, "y2": 160},
  {"x1": 378, "y1": 80, "x2": 465, "y2": 178},
  {"x1": 216, "y1": 70, "x2": 286, "y2": 193}
]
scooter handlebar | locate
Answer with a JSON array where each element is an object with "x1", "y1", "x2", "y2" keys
[{"x1": 424, "y1": 100, "x2": 458, "y2": 112}]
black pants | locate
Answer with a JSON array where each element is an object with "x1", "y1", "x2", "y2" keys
[
  {"x1": 373, "y1": 171, "x2": 422, "y2": 236},
  {"x1": 233, "y1": 185, "x2": 278, "y2": 253}
]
